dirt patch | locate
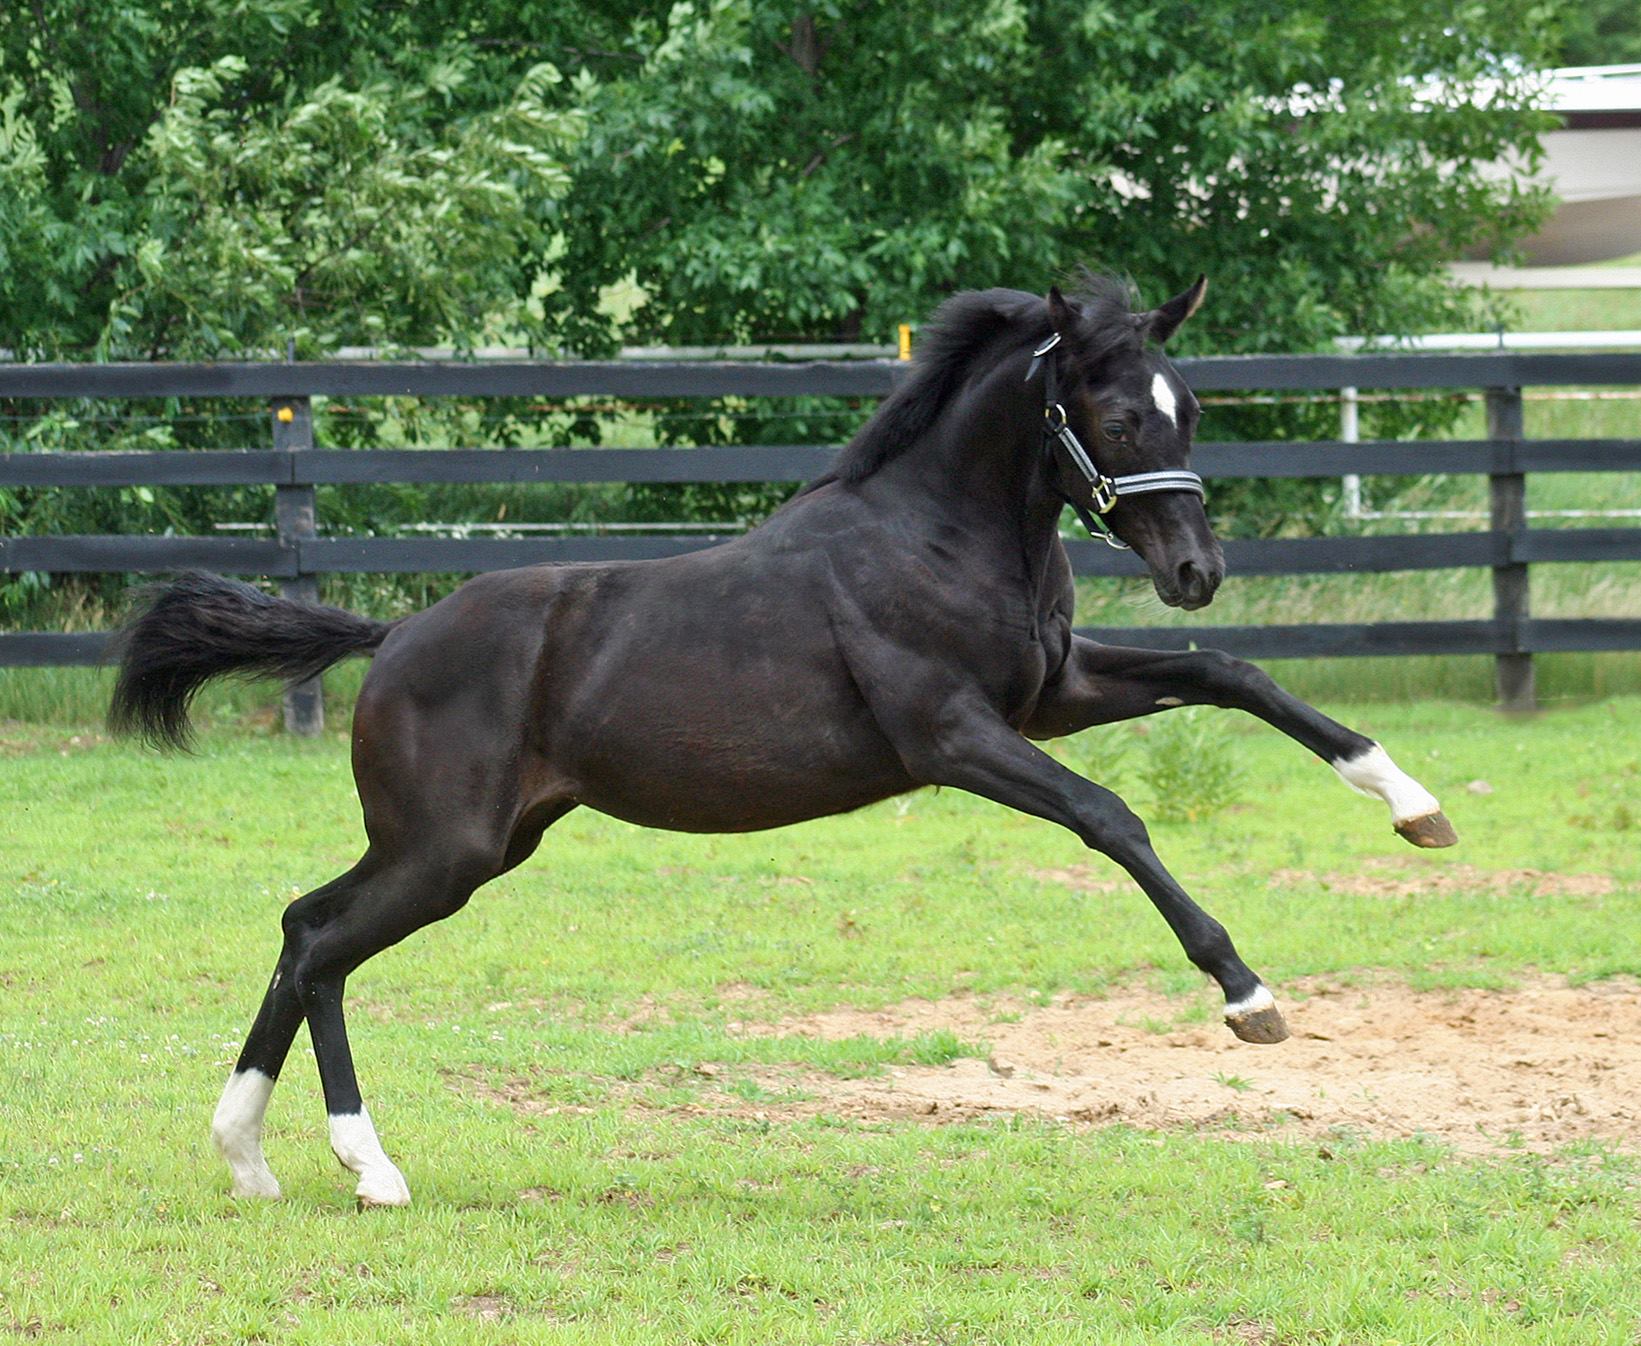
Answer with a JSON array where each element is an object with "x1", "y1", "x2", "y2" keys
[
  {"x1": 685, "y1": 977, "x2": 1641, "y2": 1154},
  {"x1": 451, "y1": 1295, "x2": 515, "y2": 1323},
  {"x1": 440, "y1": 1065, "x2": 599, "y2": 1120},
  {"x1": 1268, "y1": 859, "x2": 1614, "y2": 900},
  {"x1": 1027, "y1": 865, "x2": 1128, "y2": 895},
  {"x1": 0, "y1": 724, "x2": 108, "y2": 758}
]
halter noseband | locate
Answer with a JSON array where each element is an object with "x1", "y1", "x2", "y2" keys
[{"x1": 1027, "y1": 332, "x2": 1206, "y2": 550}]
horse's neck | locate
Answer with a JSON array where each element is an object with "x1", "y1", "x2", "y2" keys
[{"x1": 876, "y1": 352, "x2": 1065, "y2": 564}]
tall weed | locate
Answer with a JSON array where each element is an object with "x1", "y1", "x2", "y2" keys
[{"x1": 1141, "y1": 705, "x2": 1245, "y2": 823}]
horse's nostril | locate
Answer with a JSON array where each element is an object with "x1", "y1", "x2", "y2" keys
[{"x1": 1176, "y1": 558, "x2": 1220, "y2": 601}]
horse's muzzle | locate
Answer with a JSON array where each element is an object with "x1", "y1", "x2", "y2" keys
[{"x1": 1157, "y1": 556, "x2": 1222, "y2": 611}]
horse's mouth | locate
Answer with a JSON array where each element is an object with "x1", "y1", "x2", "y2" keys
[
  {"x1": 1151, "y1": 567, "x2": 1220, "y2": 611},
  {"x1": 1159, "y1": 590, "x2": 1215, "y2": 612}
]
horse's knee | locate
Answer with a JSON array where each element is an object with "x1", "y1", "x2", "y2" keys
[
  {"x1": 1193, "y1": 649, "x2": 1262, "y2": 691},
  {"x1": 1178, "y1": 649, "x2": 1278, "y2": 712},
  {"x1": 1084, "y1": 793, "x2": 1152, "y2": 859}
]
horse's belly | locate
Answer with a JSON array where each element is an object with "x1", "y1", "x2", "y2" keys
[
  {"x1": 572, "y1": 723, "x2": 913, "y2": 833},
  {"x1": 583, "y1": 774, "x2": 908, "y2": 834}
]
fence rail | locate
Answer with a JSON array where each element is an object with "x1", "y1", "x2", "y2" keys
[{"x1": 5, "y1": 352, "x2": 1641, "y2": 726}]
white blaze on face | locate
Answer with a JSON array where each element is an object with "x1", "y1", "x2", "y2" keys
[{"x1": 1151, "y1": 371, "x2": 1179, "y2": 428}]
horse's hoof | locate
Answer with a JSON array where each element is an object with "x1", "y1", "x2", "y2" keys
[
  {"x1": 228, "y1": 1173, "x2": 282, "y2": 1201},
  {"x1": 354, "y1": 1167, "x2": 412, "y2": 1210},
  {"x1": 1224, "y1": 987, "x2": 1290, "y2": 1044},
  {"x1": 1227, "y1": 1005, "x2": 1290, "y2": 1044},
  {"x1": 1395, "y1": 811, "x2": 1458, "y2": 849}
]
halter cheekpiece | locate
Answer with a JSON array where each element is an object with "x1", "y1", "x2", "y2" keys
[{"x1": 1026, "y1": 332, "x2": 1206, "y2": 550}]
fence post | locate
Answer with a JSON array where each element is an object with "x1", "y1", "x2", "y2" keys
[
  {"x1": 272, "y1": 395, "x2": 323, "y2": 736},
  {"x1": 1486, "y1": 386, "x2": 1534, "y2": 712},
  {"x1": 1340, "y1": 384, "x2": 1363, "y2": 519}
]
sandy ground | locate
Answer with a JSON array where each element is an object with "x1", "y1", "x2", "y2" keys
[
  {"x1": 662, "y1": 977, "x2": 1641, "y2": 1154},
  {"x1": 459, "y1": 847, "x2": 1639, "y2": 1155}
]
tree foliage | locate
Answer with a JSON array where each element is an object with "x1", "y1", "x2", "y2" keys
[
  {"x1": 2, "y1": 0, "x2": 1561, "y2": 360},
  {"x1": 1, "y1": 0, "x2": 1564, "y2": 616},
  {"x1": 1557, "y1": 0, "x2": 1641, "y2": 67},
  {"x1": 1, "y1": 2, "x2": 584, "y2": 357},
  {"x1": 547, "y1": 1, "x2": 1560, "y2": 532},
  {"x1": 554, "y1": 1, "x2": 1557, "y2": 358}
]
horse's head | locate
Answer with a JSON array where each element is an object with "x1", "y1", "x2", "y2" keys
[{"x1": 1042, "y1": 276, "x2": 1223, "y2": 610}]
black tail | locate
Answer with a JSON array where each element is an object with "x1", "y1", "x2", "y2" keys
[{"x1": 107, "y1": 573, "x2": 396, "y2": 750}]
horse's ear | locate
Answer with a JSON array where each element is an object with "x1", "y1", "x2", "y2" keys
[
  {"x1": 1046, "y1": 285, "x2": 1079, "y2": 335},
  {"x1": 1138, "y1": 275, "x2": 1208, "y2": 343}
]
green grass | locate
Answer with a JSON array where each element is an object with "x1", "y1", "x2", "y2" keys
[
  {"x1": 1502, "y1": 287, "x2": 1641, "y2": 334},
  {"x1": 1470, "y1": 254, "x2": 1641, "y2": 333},
  {"x1": 3, "y1": 702, "x2": 1640, "y2": 1342}
]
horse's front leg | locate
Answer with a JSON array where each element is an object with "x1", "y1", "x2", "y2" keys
[
  {"x1": 896, "y1": 703, "x2": 1289, "y2": 1044},
  {"x1": 1025, "y1": 638, "x2": 1457, "y2": 849}
]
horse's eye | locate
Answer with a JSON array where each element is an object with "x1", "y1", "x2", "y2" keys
[{"x1": 1101, "y1": 420, "x2": 1125, "y2": 442}]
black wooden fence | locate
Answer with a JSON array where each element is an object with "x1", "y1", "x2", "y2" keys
[{"x1": 3, "y1": 352, "x2": 1640, "y2": 729}]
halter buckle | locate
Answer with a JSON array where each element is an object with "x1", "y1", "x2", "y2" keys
[
  {"x1": 1044, "y1": 402, "x2": 1068, "y2": 433},
  {"x1": 1090, "y1": 475, "x2": 1119, "y2": 514}
]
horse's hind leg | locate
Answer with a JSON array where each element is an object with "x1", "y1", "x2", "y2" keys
[
  {"x1": 1027, "y1": 639, "x2": 1456, "y2": 848},
  {"x1": 210, "y1": 574, "x2": 575, "y2": 1204},
  {"x1": 211, "y1": 801, "x2": 569, "y2": 1204},
  {"x1": 287, "y1": 850, "x2": 481, "y2": 1206},
  {"x1": 211, "y1": 878, "x2": 344, "y2": 1199},
  {"x1": 208, "y1": 857, "x2": 447, "y2": 1202}
]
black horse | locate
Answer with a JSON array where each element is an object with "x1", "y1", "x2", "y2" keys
[{"x1": 110, "y1": 276, "x2": 1454, "y2": 1206}]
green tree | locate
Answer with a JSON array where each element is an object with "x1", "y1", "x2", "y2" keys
[
  {"x1": 2, "y1": 1, "x2": 1563, "y2": 624},
  {"x1": 1, "y1": 2, "x2": 590, "y2": 620},
  {"x1": 3, "y1": 1, "x2": 1560, "y2": 360},
  {"x1": 1557, "y1": 0, "x2": 1641, "y2": 66},
  {"x1": 550, "y1": 2, "x2": 1558, "y2": 531},
  {"x1": 1, "y1": 3, "x2": 583, "y2": 357},
  {"x1": 553, "y1": 2, "x2": 1556, "y2": 356}
]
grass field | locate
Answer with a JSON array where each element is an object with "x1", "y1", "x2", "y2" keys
[
  {"x1": 3, "y1": 697, "x2": 1640, "y2": 1343},
  {"x1": 3, "y1": 279, "x2": 1639, "y2": 1341}
]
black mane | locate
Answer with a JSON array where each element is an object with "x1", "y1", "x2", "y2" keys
[{"x1": 832, "y1": 274, "x2": 1143, "y2": 484}]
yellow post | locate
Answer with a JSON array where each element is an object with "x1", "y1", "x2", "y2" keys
[{"x1": 897, "y1": 323, "x2": 912, "y2": 361}]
